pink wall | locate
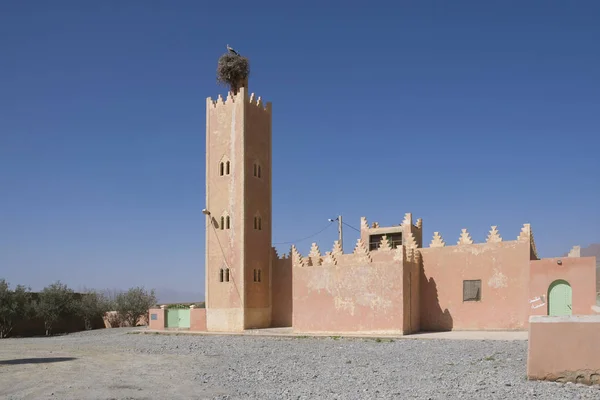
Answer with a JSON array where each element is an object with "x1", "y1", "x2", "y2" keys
[
  {"x1": 293, "y1": 249, "x2": 406, "y2": 333},
  {"x1": 272, "y1": 251, "x2": 292, "y2": 327},
  {"x1": 420, "y1": 241, "x2": 531, "y2": 331},
  {"x1": 190, "y1": 308, "x2": 207, "y2": 331},
  {"x1": 528, "y1": 315, "x2": 600, "y2": 384},
  {"x1": 529, "y1": 257, "x2": 597, "y2": 316},
  {"x1": 148, "y1": 308, "x2": 165, "y2": 330}
]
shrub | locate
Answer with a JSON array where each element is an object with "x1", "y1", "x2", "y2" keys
[
  {"x1": 0, "y1": 279, "x2": 33, "y2": 338},
  {"x1": 114, "y1": 287, "x2": 156, "y2": 327},
  {"x1": 34, "y1": 281, "x2": 77, "y2": 336},
  {"x1": 76, "y1": 289, "x2": 113, "y2": 330}
]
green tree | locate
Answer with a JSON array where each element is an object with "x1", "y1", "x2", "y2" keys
[
  {"x1": 76, "y1": 289, "x2": 113, "y2": 330},
  {"x1": 34, "y1": 281, "x2": 76, "y2": 336},
  {"x1": 115, "y1": 287, "x2": 156, "y2": 327},
  {"x1": 0, "y1": 279, "x2": 33, "y2": 338}
]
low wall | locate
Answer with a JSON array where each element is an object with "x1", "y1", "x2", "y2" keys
[
  {"x1": 190, "y1": 308, "x2": 206, "y2": 331},
  {"x1": 148, "y1": 308, "x2": 165, "y2": 330},
  {"x1": 271, "y1": 251, "x2": 292, "y2": 327},
  {"x1": 528, "y1": 315, "x2": 600, "y2": 384}
]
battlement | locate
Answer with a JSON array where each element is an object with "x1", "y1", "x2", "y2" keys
[
  {"x1": 206, "y1": 87, "x2": 272, "y2": 113},
  {"x1": 424, "y1": 223, "x2": 539, "y2": 258}
]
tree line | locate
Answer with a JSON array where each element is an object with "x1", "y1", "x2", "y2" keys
[{"x1": 0, "y1": 279, "x2": 157, "y2": 338}]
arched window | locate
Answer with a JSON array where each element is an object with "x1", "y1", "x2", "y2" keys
[
  {"x1": 253, "y1": 216, "x2": 258, "y2": 230},
  {"x1": 224, "y1": 268, "x2": 230, "y2": 282},
  {"x1": 257, "y1": 165, "x2": 262, "y2": 178},
  {"x1": 220, "y1": 216, "x2": 225, "y2": 230},
  {"x1": 257, "y1": 269, "x2": 262, "y2": 282},
  {"x1": 258, "y1": 217, "x2": 262, "y2": 231},
  {"x1": 253, "y1": 164, "x2": 257, "y2": 177},
  {"x1": 225, "y1": 161, "x2": 230, "y2": 175},
  {"x1": 219, "y1": 162, "x2": 224, "y2": 176},
  {"x1": 254, "y1": 215, "x2": 262, "y2": 230},
  {"x1": 253, "y1": 269, "x2": 257, "y2": 282},
  {"x1": 225, "y1": 216, "x2": 230, "y2": 229},
  {"x1": 219, "y1": 268, "x2": 224, "y2": 282}
]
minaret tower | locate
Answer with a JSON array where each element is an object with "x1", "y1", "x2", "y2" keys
[{"x1": 204, "y1": 48, "x2": 273, "y2": 331}]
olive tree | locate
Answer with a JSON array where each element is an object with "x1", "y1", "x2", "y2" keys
[
  {"x1": 114, "y1": 287, "x2": 156, "y2": 327},
  {"x1": 76, "y1": 289, "x2": 113, "y2": 330},
  {"x1": 0, "y1": 279, "x2": 33, "y2": 338},
  {"x1": 34, "y1": 281, "x2": 77, "y2": 336}
]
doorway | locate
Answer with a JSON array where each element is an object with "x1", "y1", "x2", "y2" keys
[{"x1": 547, "y1": 280, "x2": 572, "y2": 316}]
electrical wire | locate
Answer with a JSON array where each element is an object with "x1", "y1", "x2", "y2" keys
[
  {"x1": 273, "y1": 222, "x2": 335, "y2": 245},
  {"x1": 342, "y1": 221, "x2": 360, "y2": 232}
]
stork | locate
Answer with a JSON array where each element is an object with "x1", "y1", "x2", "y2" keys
[{"x1": 226, "y1": 44, "x2": 239, "y2": 56}]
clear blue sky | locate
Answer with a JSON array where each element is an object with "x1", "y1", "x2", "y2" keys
[{"x1": 1, "y1": 1, "x2": 599, "y2": 298}]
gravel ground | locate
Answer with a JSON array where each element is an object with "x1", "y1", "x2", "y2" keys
[{"x1": 1, "y1": 328, "x2": 599, "y2": 400}]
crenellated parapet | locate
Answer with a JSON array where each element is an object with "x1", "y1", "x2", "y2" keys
[
  {"x1": 425, "y1": 224, "x2": 539, "y2": 257},
  {"x1": 207, "y1": 87, "x2": 272, "y2": 113}
]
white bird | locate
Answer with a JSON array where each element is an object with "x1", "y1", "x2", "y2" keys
[{"x1": 226, "y1": 44, "x2": 239, "y2": 56}]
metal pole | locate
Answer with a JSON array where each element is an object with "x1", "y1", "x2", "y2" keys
[{"x1": 338, "y1": 215, "x2": 343, "y2": 252}]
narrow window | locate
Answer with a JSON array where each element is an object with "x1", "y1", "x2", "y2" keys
[
  {"x1": 254, "y1": 216, "x2": 257, "y2": 230},
  {"x1": 219, "y1": 162, "x2": 224, "y2": 176},
  {"x1": 220, "y1": 216, "x2": 225, "y2": 230},
  {"x1": 258, "y1": 165, "x2": 262, "y2": 178},
  {"x1": 226, "y1": 161, "x2": 230, "y2": 175},
  {"x1": 463, "y1": 280, "x2": 482, "y2": 302},
  {"x1": 226, "y1": 216, "x2": 230, "y2": 229},
  {"x1": 257, "y1": 269, "x2": 262, "y2": 282},
  {"x1": 258, "y1": 217, "x2": 262, "y2": 231},
  {"x1": 253, "y1": 269, "x2": 257, "y2": 282},
  {"x1": 219, "y1": 269, "x2": 224, "y2": 282},
  {"x1": 253, "y1": 164, "x2": 257, "y2": 177},
  {"x1": 225, "y1": 268, "x2": 230, "y2": 282}
]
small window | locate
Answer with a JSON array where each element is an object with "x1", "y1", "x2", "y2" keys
[
  {"x1": 220, "y1": 216, "x2": 225, "y2": 230},
  {"x1": 463, "y1": 280, "x2": 481, "y2": 302},
  {"x1": 219, "y1": 269, "x2": 224, "y2": 282},
  {"x1": 225, "y1": 268, "x2": 230, "y2": 282},
  {"x1": 257, "y1": 165, "x2": 262, "y2": 178},
  {"x1": 254, "y1": 216, "x2": 262, "y2": 230},
  {"x1": 257, "y1": 269, "x2": 262, "y2": 282},
  {"x1": 258, "y1": 217, "x2": 262, "y2": 231},
  {"x1": 225, "y1": 216, "x2": 230, "y2": 229},
  {"x1": 226, "y1": 161, "x2": 230, "y2": 175},
  {"x1": 253, "y1": 216, "x2": 257, "y2": 230},
  {"x1": 253, "y1": 164, "x2": 257, "y2": 177},
  {"x1": 253, "y1": 269, "x2": 257, "y2": 282},
  {"x1": 219, "y1": 162, "x2": 224, "y2": 176}
]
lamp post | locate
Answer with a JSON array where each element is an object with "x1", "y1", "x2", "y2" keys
[{"x1": 328, "y1": 215, "x2": 343, "y2": 252}]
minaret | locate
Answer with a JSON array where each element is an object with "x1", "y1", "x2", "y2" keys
[{"x1": 204, "y1": 50, "x2": 273, "y2": 331}]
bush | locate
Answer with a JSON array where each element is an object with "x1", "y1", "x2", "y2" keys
[
  {"x1": 76, "y1": 289, "x2": 113, "y2": 330},
  {"x1": 34, "y1": 281, "x2": 77, "y2": 336},
  {"x1": 114, "y1": 287, "x2": 156, "y2": 327},
  {"x1": 0, "y1": 279, "x2": 33, "y2": 338}
]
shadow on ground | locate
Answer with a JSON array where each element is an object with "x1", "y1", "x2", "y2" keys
[{"x1": 0, "y1": 357, "x2": 77, "y2": 365}]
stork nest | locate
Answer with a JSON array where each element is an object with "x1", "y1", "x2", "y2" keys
[{"x1": 216, "y1": 53, "x2": 250, "y2": 92}]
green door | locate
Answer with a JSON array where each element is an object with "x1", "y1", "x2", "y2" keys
[
  {"x1": 178, "y1": 309, "x2": 191, "y2": 329},
  {"x1": 166, "y1": 309, "x2": 180, "y2": 328},
  {"x1": 548, "y1": 280, "x2": 573, "y2": 316},
  {"x1": 166, "y1": 308, "x2": 191, "y2": 328}
]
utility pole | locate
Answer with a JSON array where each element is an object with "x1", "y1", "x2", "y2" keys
[
  {"x1": 329, "y1": 215, "x2": 344, "y2": 252},
  {"x1": 337, "y1": 215, "x2": 343, "y2": 253}
]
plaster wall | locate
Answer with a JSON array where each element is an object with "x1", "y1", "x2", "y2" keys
[
  {"x1": 271, "y1": 254, "x2": 293, "y2": 327},
  {"x1": 419, "y1": 240, "x2": 531, "y2": 331},
  {"x1": 292, "y1": 248, "x2": 406, "y2": 334},
  {"x1": 190, "y1": 308, "x2": 207, "y2": 331},
  {"x1": 528, "y1": 315, "x2": 600, "y2": 384},
  {"x1": 529, "y1": 256, "x2": 597, "y2": 316},
  {"x1": 147, "y1": 308, "x2": 165, "y2": 330}
]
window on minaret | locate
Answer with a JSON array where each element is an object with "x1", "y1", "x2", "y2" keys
[
  {"x1": 253, "y1": 161, "x2": 262, "y2": 178},
  {"x1": 225, "y1": 216, "x2": 230, "y2": 229},
  {"x1": 257, "y1": 269, "x2": 262, "y2": 282},
  {"x1": 220, "y1": 216, "x2": 225, "y2": 230},
  {"x1": 219, "y1": 269, "x2": 224, "y2": 282},
  {"x1": 258, "y1": 217, "x2": 262, "y2": 230},
  {"x1": 225, "y1": 268, "x2": 230, "y2": 282},
  {"x1": 253, "y1": 269, "x2": 257, "y2": 282},
  {"x1": 253, "y1": 164, "x2": 257, "y2": 177},
  {"x1": 226, "y1": 161, "x2": 230, "y2": 175},
  {"x1": 254, "y1": 216, "x2": 262, "y2": 231},
  {"x1": 257, "y1": 165, "x2": 262, "y2": 178},
  {"x1": 219, "y1": 162, "x2": 224, "y2": 176}
]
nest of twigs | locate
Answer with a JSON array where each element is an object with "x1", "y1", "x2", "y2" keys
[{"x1": 216, "y1": 53, "x2": 250, "y2": 93}]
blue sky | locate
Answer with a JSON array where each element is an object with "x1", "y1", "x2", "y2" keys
[{"x1": 1, "y1": 1, "x2": 598, "y2": 298}]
